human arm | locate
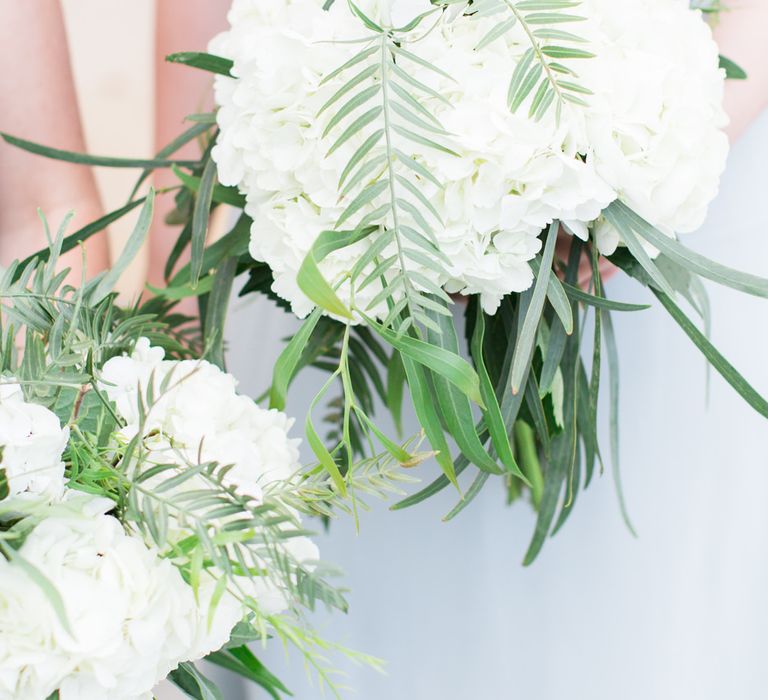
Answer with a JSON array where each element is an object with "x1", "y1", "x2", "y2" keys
[
  {"x1": 149, "y1": 0, "x2": 230, "y2": 291},
  {"x1": 714, "y1": 0, "x2": 768, "y2": 141},
  {"x1": 0, "y1": 0, "x2": 108, "y2": 278}
]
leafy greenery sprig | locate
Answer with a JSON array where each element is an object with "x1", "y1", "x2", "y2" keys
[
  {"x1": 468, "y1": 0, "x2": 594, "y2": 121},
  {"x1": 0, "y1": 222, "x2": 387, "y2": 698}
]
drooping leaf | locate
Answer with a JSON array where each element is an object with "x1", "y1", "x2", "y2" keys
[{"x1": 510, "y1": 220, "x2": 559, "y2": 394}]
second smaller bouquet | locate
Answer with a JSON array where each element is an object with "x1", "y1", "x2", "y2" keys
[{"x1": 0, "y1": 235, "x2": 365, "y2": 700}]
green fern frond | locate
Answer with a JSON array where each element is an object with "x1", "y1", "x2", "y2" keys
[
  {"x1": 470, "y1": 0, "x2": 594, "y2": 122},
  {"x1": 315, "y1": 9, "x2": 458, "y2": 335}
]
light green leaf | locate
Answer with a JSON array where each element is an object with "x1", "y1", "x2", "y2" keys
[
  {"x1": 653, "y1": 288, "x2": 768, "y2": 419},
  {"x1": 91, "y1": 189, "x2": 154, "y2": 303},
  {"x1": 400, "y1": 355, "x2": 458, "y2": 487},
  {"x1": 609, "y1": 200, "x2": 768, "y2": 299},
  {"x1": 1, "y1": 132, "x2": 197, "y2": 168},
  {"x1": 190, "y1": 159, "x2": 218, "y2": 288},
  {"x1": 510, "y1": 220, "x2": 558, "y2": 393},
  {"x1": 471, "y1": 305, "x2": 527, "y2": 480},
  {"x1": 366, "y1": 317, "x2": 485, "y2": 407},
  {"x1": 270, "y1": 308, "x2": 322, "y2": 410},
  {"x1": 602, "y1": 203, "x2": 675, "y2": 298},
  {"x1": 297, "y1": 228, "x2": 375, "y2": 318}
]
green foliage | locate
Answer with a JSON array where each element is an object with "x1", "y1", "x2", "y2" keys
[
  {"x1": 4, "y1": 0, "x2": 768, "y2": 581},
  {"x1": 309, "y1": 9, "x2": 457, "y2": 335},
  {"x1": 469, "y1": 0, "x2": 594, "y2": 122},
  {"x1": 0, "y1": 218, "x2": 379, "y2": 699},
  {"x1": 719, "y1": 54, "x2": 747, "y2": 80},
  {"x1": 165, "y1": 51, "x2": 234, "y2": 77}
]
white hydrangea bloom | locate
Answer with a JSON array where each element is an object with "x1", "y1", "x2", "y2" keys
[
  {"x1": 0, "y1": 492, "x2": 236, "y2": 700},
  {"x1": 210, "y1": 0, "x2": 611, "y2": 316},
  {"x1": 211, "y1": 0, "x2": 726, "y2": 315},
  {"x1": 0, "y1": 382, "x2": 68, "y2": 502},
  {"x1": 581, "y1": 0, "x2": 729, "y2": 254},
  {"x1": 98, "y1": 338, "x2": 302, "y2": 496},
  {"x1": 98, "y1": 339, "x2": 319, "y2": 616}
]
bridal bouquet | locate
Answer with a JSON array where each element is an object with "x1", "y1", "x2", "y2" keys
[
  {"x1": 0, "y1": 202, "x2": 393, "y2": 699},
  {"x1": 6, "y1": 0, "x2": 765, "y2": 562},
  {"x1": 187, "y1": 0, "x2": 766, "y2": 559}
]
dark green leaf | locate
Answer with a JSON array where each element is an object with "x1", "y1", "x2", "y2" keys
[
  {"x1": 1, "y1": 132, "x2": 197, "y2": 168},
  {"x1": 166, "y1": 51, "x2": 234, "y2": 76},
  {"x1": 190, "y1": 159, "x2": 218, "y2": 288}
]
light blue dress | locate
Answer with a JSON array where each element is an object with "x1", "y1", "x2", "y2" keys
[{"x1": 222, "y1": 111, "x2": 768, "y2": 700}]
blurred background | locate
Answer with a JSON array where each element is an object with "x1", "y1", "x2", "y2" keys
[{"x1": 60, "y1": 0, "x2": 155, "y2": 296}]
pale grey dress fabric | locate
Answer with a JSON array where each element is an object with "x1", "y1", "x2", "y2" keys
[{"x1": 222, "y1": 112, "x2": 768, "y2": 699}]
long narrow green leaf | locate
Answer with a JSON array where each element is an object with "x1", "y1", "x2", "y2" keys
[
  {"x1": 610, "y1": 200, "x2": 768, "y2": 299},
  {"x1": 130, "y1": 121, "x2": 212, "y2": 200},
  {"x1": 173, "y1": 165, "x2": 245, "y2": 208},
  {"x1": 443, "y1": 471, "x2": 490, "y2": 521},
  {"x1": 602, "y1": 310, "x2": 637, "y2": 535},
  {"x1": 561, "y1": 280, "x2": 650, "y2": 312},
  {"x1": 400, "y1": 355, "x2": 458, "y2": 488},
  {"x1": 426, "y1": 309, "x2": 502, "y2": 475},
  {"x1": 1, "y1": 132, "x2": 197, "y2": 168},
  {"x1": 511, "y1": 220, "x2": 558, "y2": 393},
  {"x1": 386, "y1": 349, "x2": 406, "y2": 436},
  {"x1": 366, "y1": 317, "x2": 484, "y2": 407},
  {"x1": 190, "y1": 159, "x2": 218, "y2": 288},
  {"x1": 91, "y1": 190, "x2": 155, "y2": 303},
  {"x1": 530, "y1": 256, "x2": 573, "y2": 333},
  {"x1": 602, "y1": 203, "x2": 675, "y2": 297},
  {"x1": 653, "y1": 288, "x2": 768, "y2": 418},
  {"x1": 203, "y1": 256, "x2": 237, "y2": 369},
  {"x1": 171, "y1": 215, "x2": 250, "y2": 287},
  {"x1": 270, "y1": 310, "x2": 322, "y2": 411},
  {"x1": 471, "y1": 306, "x2": 527, "y2": 479}
]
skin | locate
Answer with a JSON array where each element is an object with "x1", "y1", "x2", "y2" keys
[
  {"x1": 714, "y1": 0, "x2": 768, "y2": 141},
  {"x1": 0, "y1": 0, "x2": 230, "y2": 286},
  {"x1": 0, "y1": 0, "x2": 109, "y2": 280},
  {"x1": 150, "y1": 0, "x2": 230, "y2": 291}
]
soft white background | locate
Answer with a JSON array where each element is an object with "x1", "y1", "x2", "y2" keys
[{"x1": 63, "y1": 4, "x2": 767, "y2": 697}]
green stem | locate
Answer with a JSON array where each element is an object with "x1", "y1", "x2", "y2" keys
[
  {"x1": 379, "y1": 34, "x2": 418, "y2": 319},
  {"x1": 514, "y1": 420, "x2": 544, "y2": 508}
]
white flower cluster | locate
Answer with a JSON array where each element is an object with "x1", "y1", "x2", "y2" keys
[
  {"x1": 581, "y1": 0, "x2": 729, "y2": 254},
  {"x1": 0, "y1": 382, "x2": 68, "y2": 502},
  {"x1": 211, "y1": 0, "x2": 727, "y2": 316},
  {"x1": 99, "y1": 338, "x2": 303, "y2": 502},
  {"x1": 0, "y1": 341, "x2": 317, "y2": 700},
  {"x1": 98, "y1": 338, "x2": 319, "y2": 614},
  {"x1": 0, "y1": 492, "x2": 232, "y2": 700}
]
